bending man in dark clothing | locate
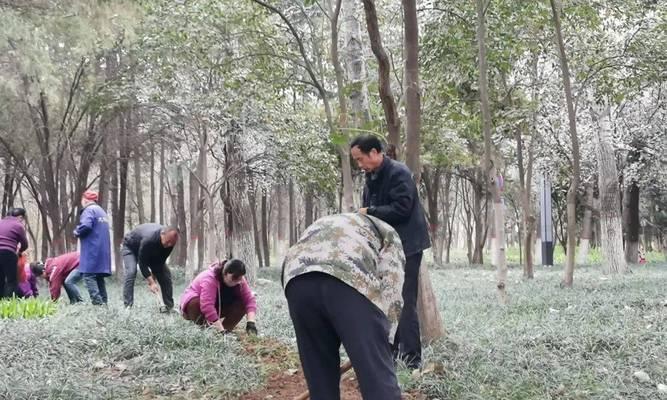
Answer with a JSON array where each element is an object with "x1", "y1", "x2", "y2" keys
[
  {"x1": 350, "y1": 135, "x2": 432, "y2": 369},
  {"x1": 122, "y1": 224, "x2": 179, "y2": 311}
]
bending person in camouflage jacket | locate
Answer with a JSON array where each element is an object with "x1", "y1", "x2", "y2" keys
[{"x1": 282, "y1": 213, "x2": 405, "y2": 400}]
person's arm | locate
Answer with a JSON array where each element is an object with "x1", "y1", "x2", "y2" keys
[
  {"x1": 137, "y1": 238, "x2": 154, "y2": 279},
  {"x1": 366, "y1": 172, "x2": 414, "y2": 224},
  {"x1": 17, "y1": 225, "x2": 28, "y2": 253},
  {"x1": 49, "y1": 267, "x2": 63, "y2": 301},
  {"x1": 199, "y1": 275, "x2": 223, "y2": 331},
  {"x1": 73, "y1": 208, "x2": 94, "y2": 238},
  {"x1": 238, "y1": 279, "x2": 258, "y2": 334}
]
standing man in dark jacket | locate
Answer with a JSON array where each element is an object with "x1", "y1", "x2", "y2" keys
[
  {"x1": 74, "y1": 190, "x2": 112, "y2": 305},
  {"x1": 0, "y1": 207, "x2": 29, "y2": 298},
  {"x1": 122, "y1": 223, "x2": 179, "y2": 312},
  {"x1": 350, "y1": 135, "x2": 431, "y2": 369}
]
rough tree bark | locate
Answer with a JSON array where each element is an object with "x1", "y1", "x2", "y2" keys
[
  {"x1": 423, "y1": 166, "x2": 442, "y2": 265},
  {"x1": 593, "y1": 104, "x2": 628, "y2": 274},
  {"x1": 175, "y1": 163, "x2": 188, "y2": 267},
  {"x1": 261, "y1": 190, "x2": 270, "y2": 267},
  {"x1": 342, "y1": 0, "x2": 372, "y2": 126},
  {"x1": 134, "y1": 153, "x2": 145, "y2": 224},
  {"x1": 477, "y1": 0, "x2": 508, "y2": 302},
  {"x1": 150, "y1": 140, "x2": 156, "y2": 222},
  {"x1": 578, "y1": 184, "x2": 594, "y2": 264},
  {"x1": 623, "y1": 182, "x2": 640, "y2": 264},
  {"x1": 361, "y1": 0, "x2": 401, "y2": 150},
  {"x1": 551, "y1": 0, "x2": 582, "y2": 288},
  {"x1": 330, "y1": 0, "x2": 356, "y2": 212}
]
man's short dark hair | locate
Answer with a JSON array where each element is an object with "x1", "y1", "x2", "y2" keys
[
  {"x1": 223, "y1": 259, "x2": 246, "y2": 279},
  {"x1": 350, "y1": 135, "x2": 384, "y2": 154},
  {"x1": 8, "y1": 207, "x2": 26, "y2": 218}
]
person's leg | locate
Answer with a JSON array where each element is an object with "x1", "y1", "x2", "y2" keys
[
  {"x1": 153, "y1": 267, "x2": 174, "y2": 309},
  {"x1": 121, "y1": 245, "x2": 138, "y2": 307},
  {"x1": 220, "y1": 301, "x2": 246, "y2": 331},
  {"x1": 63, "y1": 269, "x2": 84, "y2": 304},
  {"x1": 2, "y1": 251, "x2": 19, "y2": 298},
  {"x1": 325, "y1": 276, "x2": 402, "y2": 400},
  {"x1": 97, "y1": 275, "x2": 108, "y2": 304},
  {"x1": 394, "y1": 252, "x2": 422, "y2": 368},
  {"x1": 286, "y1": 273, "x2": 342, "y2": 400},
  {"x1": 83, "y1": 273, "x2": 104, "y2": 305},
  {"x1": 0, "y1": 252, "x2": 7, "y2": 299},
  {"x1": 183, "y1": 297, "x2": 206, "y2": 325}
]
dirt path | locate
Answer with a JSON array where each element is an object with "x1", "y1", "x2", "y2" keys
[{"x1": 237, "y1": 335, "x2": 426, "y2": 400}]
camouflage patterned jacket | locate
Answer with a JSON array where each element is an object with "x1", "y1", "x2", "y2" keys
[{"x1": 282, "y1": 213, "x2": 405, "y2": 342}]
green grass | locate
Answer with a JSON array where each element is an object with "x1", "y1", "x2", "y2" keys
[
  {"x1": 0, "y1": 296, "x2": 57, "y2": 319},
  {"x1": 1, "y1": 262, "x2": 665, "y2": 399}
]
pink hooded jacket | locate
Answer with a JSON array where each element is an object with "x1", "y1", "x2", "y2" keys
[{"x1": 179, "y1": 262, "x2": 257, "y2": 323}]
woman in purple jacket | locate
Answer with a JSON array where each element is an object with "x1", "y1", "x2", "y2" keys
[
  {"x1": 180, "y1": 259, "x2": 258, "y2": 335},
  {"x1": 17, "y1": 261, "x2": 45, "y2": 298},
  {"x1": 0, "y1": 207, "x2": 29, "y2": 299}
]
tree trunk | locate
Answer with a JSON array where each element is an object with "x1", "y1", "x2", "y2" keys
[
  {"x1": 159, "y1": 140, "x2": 165, "y2": 225},
  {"x1": 248, "y1": 189, "x2": 263, "y2": 268},
  {"x1": 150, "y1": 141, "x2": 156, "y2": 222},
  {"x1": 477, "y1": 0, "x2": 507, "y2": 302},
  {"x1": 578, "y1": 184, "x2": 594, "y2": 264},
  {"x1": 289, "y1": 179, "x2": 296, "y2": 246},
  {"x1": 330, "y1": 0, "x2": 356, "y2": 212},
  {"x1": 593, "y1": 104, "x2": 628, "y2": 274},
  {"x1": 261, "y1": 190, "x2": 271, "y2": 267},
  {"x1": 187, "y1": 170, "x2": 199, "y2": 278},
  {"x1": 342, "y1": 0, "x2": 372, "y2": 126},
  {"x1": 361, "y1": 0, "x2": 401, "y2": 150},
  {"x1": 175, "y1": 163, "x2": 188, "y2": 267},
  {"x1": 623, "y1": 183, "x2": 640, "y2": 264},
  {"x1": 134, "y1": 153, "x2": 145, "y2": 224},
  {"x1": 304, "y1": 187, "x2": 314, "y2": 228},
  {"x1": 276, "y1": 184, "x2": 288, "y2": 257},
  {"x1": 423, "y1": 166, "x2": 441, "y2": 265},
  {"x1": 404, "y1": 0, "x2": 421, "y2": 178},
  {"x1": 472, "y1": 175, "x2": 485, "y2": 264},
  {"x1": 551, "y1": 0, "x2": 581, "y2": 288}
]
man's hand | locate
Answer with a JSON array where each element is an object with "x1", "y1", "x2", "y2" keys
[
  {"x1": 147, "y1": 276, "x2": 160, "y2": 294},
  {"x1": 246, "y1": 321, "x2": 258, "y2": 336},
  {"x1": 358, "y1": 208, "x2": 368, "y2": 215}
]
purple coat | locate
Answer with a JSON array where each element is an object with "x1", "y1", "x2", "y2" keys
[
  {"x1": 0, "y1": 216, "x2": 28, "y2": 253},
  {"x1": 74, "y1": 203, "x2": 111, "y2": 276},
  {"x1": 17, "y1": 264, "x2": 39, "y2": 298}
]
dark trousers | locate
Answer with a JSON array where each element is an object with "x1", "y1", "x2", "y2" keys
[
  {"x1": 0, "y1": 250, "x2": 19, "y2": 299},
  {"x1": 182, "y1": 297, "x2": 246, "y2": 331},
  {"x1": 63, "y1": 269, "x2": 84, "y2": 304},
  {"x1": 83, "y1": 273, "x2": 108, "y2": 305},
  {"x1": 122, "y1": 245, "x2": 173, "y2": 308},
  {"x1": 393, "y1": 252, "x2": 422, "y2": 368},
  {"x1": 286, "y1": 272, "x2": 401, "y2": 400}
]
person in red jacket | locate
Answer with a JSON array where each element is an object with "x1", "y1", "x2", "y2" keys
[{"x1": 37, "y1": 251, "x2": 83, "y2": 303}]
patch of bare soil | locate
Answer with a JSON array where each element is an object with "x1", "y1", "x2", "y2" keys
[{"x1": 237, "y1": 335, "x2": 426, "y2": 400}]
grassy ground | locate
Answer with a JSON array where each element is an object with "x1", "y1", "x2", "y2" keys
[{"x1": 1, "y1": 262, "x2": 665, "y2": 399}]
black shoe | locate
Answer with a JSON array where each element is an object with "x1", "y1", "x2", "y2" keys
[{"x1": 159, "y1": 306, "x2": 174, "y2": 314}]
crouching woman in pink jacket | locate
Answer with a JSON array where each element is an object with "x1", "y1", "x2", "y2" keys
[{"x1": 180, "y1": 259, "x2": 258, "y2": 335}]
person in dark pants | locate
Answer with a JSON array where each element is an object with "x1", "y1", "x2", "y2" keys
[
  {"x1": 283, "y1": 213, "x2": 405, "y2": 400},
  {"x1": 350, "y1": 135, "x2": 432, "y2": 369},
  {"x1": 122, "y1": 223, "x2": 179, "y2": 312},
  {"x1": 39, "y1": 251, "x2": 83, "y2": 303},
  {"x1": 74, "y1": 191, "x2": 112, "y2": 305},
  {"x1": 0, "y1": 208, "x2": 29, "y2": 299}
]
